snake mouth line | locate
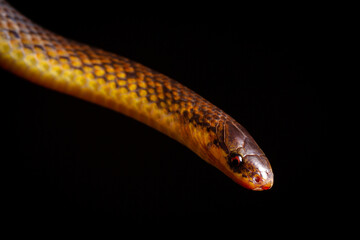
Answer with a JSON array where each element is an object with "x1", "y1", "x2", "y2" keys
[{"x1": 253, "y1": 181, "x2": 273, "y2": 191}]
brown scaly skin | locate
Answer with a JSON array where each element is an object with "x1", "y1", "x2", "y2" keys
[{"x1": 0, "y1": 0, "x2": 273, "y2": 190}]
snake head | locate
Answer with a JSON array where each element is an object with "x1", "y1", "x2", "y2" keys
[{"x1": 216, "y1": 120, "x2": 274, "y2": 191}]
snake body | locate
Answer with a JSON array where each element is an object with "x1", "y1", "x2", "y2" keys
[{"x1": 0, "y1": 0, "x2": 273, "y2": 190}]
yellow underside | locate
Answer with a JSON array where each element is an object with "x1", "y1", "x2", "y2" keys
[{"x1": 0, "y1": 35, "x2": 225, "y2": 169}]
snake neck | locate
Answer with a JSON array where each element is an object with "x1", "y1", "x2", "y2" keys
[{"x1": 0, "y1": 0, "x2": 228, "y2": 169}]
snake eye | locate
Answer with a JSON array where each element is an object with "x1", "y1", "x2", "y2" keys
[{"x1": 230, "y1": 155, "x2": 243, "y2": 167}]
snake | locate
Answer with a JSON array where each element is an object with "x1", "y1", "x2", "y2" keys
[{"x1": 0, "y1": 0, "x2": 273, "y2": 190}]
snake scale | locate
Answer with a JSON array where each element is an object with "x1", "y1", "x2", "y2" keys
[{"x1": 0, "y1": 0, "x2": 273, "y2": 190}]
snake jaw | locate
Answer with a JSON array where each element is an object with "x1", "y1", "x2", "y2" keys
[
  {"x1": 234, "y1": 154, "x2": 273, "y2": 191},
  {"x1": 230, "y1": 168, "x2": 274, "y2": 191}
]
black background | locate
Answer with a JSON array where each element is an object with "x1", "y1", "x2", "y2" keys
[{"x1": 3, "y1": 0, "x2": 329, "y2": 227}]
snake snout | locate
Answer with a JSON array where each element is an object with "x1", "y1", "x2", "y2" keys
[
  {"x1": 260, "y1": 170, "x2": 274, "y2": 190},
  {"x1": 246, "y1": 155, "x2": 274, "y2": 191}
]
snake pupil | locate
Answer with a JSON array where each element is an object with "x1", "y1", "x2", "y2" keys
[{"x1": 230, "y1": 155, "x2": 242, "y2": 167}]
